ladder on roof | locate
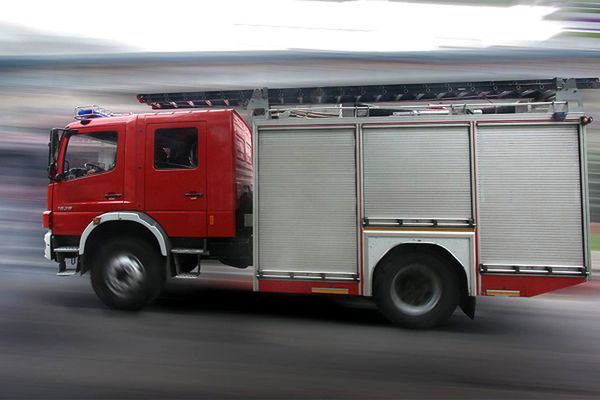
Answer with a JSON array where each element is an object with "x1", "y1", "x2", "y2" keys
[{"x1": 136, "y1": 77, "x2": 600, "y2": 119}]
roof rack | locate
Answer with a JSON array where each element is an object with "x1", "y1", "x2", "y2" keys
[{"x1": 267, "y1": 100, "x2": 574, "y2": 119}]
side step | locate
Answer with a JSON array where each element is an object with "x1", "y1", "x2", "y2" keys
[
  {"x1": 171, "y1": 248, "x2": 206, "y2": 255},
  {"x1": 174, "y1": 272, "x2": 201, "y2": 279},
  {"x1": 54, "y1": 246, "x2": 79, "y2": 254},
  {"x1": 171, "y1": 248, "x2": 207, "y2": 278},
  {"x1": 54, "y1": 247, "x2": 80, "y2": 276},
  {"x1": 57, "y1": 270, "x2": 78, "y2": 277}
]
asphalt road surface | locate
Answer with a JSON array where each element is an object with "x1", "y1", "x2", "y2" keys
[{"x1": 0, "y1": 261, "x2": 599, "y2": 399}]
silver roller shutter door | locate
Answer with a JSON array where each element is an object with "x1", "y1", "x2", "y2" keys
[
  {"x1": 363, "y1": 126, "x2": 472, "y2": 221},
  {"x1": 476, "y1": 124, "x2": 583, "y2": 266},
  {"x1": 257, "y1": 128, "x2": 357, "y2": 274}
]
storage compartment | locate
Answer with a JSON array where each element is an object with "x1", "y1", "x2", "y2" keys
[
  {"x1": 256, "y1": 127, "x2": 358, "y2": 276},
  {"x1": 362, "y1": 125, "x2": 472, "y2": 224},
  {"x1": 476, "y1": 123, "x2": 584, "y2": 271}
]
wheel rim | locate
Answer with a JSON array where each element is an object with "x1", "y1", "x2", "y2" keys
[
  {"x1": 105, "y1": 253, "x2": 145, "y2": 299},
  {"x1": 390, "y1": 264, "x2": 442, "y2": 316}
]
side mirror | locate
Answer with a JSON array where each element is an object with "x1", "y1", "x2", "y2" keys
[
  {"x1": 50, "y1": 128, "x2": 59, "y2": 154},
  {"x1": 48, "y1": 129, "x2": 60, "y2": 181},
  {"x1": 47, "y1": 163, "x2": 56, "y2": 181},
  {"x1": 48, "y1": 128, "x2": 76, "y2": 182},
  {"x1": 47, "y1": 166, "x2": 63, "y2": 182}
]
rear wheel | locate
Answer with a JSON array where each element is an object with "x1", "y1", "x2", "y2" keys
[
  {"x1": 374, "y1": 253, "x2": 459, "y2": 329},
  {"x1": 91, "y1": 236, "x2": 165, "y2": 310}
]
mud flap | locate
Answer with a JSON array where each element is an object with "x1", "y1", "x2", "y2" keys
[{"x1": 460, "y1": 296, "x2": 476, "y2": 320}]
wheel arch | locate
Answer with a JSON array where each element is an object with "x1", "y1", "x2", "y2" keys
[
  {"x1": 79, "y1": 212, "x2": 170, "y2": 272},
  {"x1": 370, "y1": 242, "x2": 470, "y2": 309}
]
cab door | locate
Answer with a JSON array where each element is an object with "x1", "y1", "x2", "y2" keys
[
  {"x1": 145, "y1": 122, "x2": 207, "y2": 237},
  {"x1": 53, "y1": 126, "x2": 125, "y2": 235}
]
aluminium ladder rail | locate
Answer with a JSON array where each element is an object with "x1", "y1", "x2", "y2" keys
[{"x1": 137, "y1": 77, "x2": 600, "y2": 113}]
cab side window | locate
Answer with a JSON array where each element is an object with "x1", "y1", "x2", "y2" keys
[
  {"x1": 63, "y1": 131, "x2": 118, "y2": 181},
  {"x1": 154, "y1": 127, "x2": 198, "y2": 169}
]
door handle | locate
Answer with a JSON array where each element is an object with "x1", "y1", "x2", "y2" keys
[
  {"x1": 104, "y1": 192, "x2": 122, "y2": 199},
  {"x1": 185, "y1": 191, "x2": 204, "y2": 199}
]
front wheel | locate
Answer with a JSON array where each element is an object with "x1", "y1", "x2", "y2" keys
[
  {"x1": 374, "y1": 253, "x2": 459, "y2": 329},
  {"x1": 91, "y1": 237, "x2": 165, "y2": 310}
]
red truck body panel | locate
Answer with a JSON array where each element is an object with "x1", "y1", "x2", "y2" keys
[{"x1": 51, "y1": 109, "x2": 249, "y2": 239}]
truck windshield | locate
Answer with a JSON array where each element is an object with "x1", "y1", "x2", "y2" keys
[{"x1": 62, "y1": 131, "x2": 118, "y2": 181}]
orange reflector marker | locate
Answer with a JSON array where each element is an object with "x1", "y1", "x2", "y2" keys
[
  {"x1": 311, "y1": 287, "x2": 350, "y2": 295},
  {"x1": 486, "y1": 289, "x2": 520, "y2": 297},
  {"x1": 209, "y1": 215, "x2": 214, "y2": 226},
  {"x1": 42, "y1": 210, "x2": 52, "y2": 228},
  {"x1": 93, "y1": 217, "x2": 102, "y2": 225}
]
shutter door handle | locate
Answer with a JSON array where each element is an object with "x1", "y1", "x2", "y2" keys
[
  {"x1": 185, "y1": 191, "x2": 204, "y2": 198},
  {"x1": 104, "y1": 192, "x2": 122, "y2": 199}
]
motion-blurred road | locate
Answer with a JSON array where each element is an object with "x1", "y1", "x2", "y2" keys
[{"x1": 1, "y1": 261, "x2": 599, "y2": 399}]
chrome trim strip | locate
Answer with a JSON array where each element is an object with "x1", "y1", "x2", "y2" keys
[
  {"x1": 476, "y1": 121, "x2": 581, "y2": 127},
  {"x1": 171, "y1": 248, "x2": 205, "y2": 254},
  {"x1": 258, "y1": 124, "x2": 355, "y2": 131},
  {"x1": 266, "y1": 101, "x2": 568, "y2": 115},
  {"x1": 481, "y1": 264, "x2": 586, "y2": 275},
  {"x1": 364, "y1": 218, "x2": 473, "y2": 227},
  {"x1": 255, "y1": 113, "x2": 586, "y2": 127},
  {"x1": 54, "y1": 247, "x2": 79, "y2": 253},
  {"x1": 258, "y1": 270, "x2": 359, "y2": 281},
  {"x1": 470, "y1": 121, "x2": 481, "y2": 295},
  {"x1": 361, "y1": 123, "x2": 471, "y2": 128},
  {"x1": 252, "y1": 119, "x2": 259, "y2": 292},
  {"x1": 580, "y1": 121, "x2": 592, "y2": 276},
  {"x1": 356, "y1": 123, "x2": 363, "y2": 294}
]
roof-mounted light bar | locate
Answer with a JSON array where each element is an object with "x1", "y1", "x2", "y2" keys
[{"x1": 74, "y1": 105, "x2": 112, "y2": 120}]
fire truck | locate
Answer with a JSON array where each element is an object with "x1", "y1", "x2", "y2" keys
[{"x1": 43, "y1": 78, "x2": 597, "y2": 328}]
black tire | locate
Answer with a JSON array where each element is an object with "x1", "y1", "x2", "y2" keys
[
  {"x1": 90, "y1": 236, "x2": 165, "y2": 311},
  {"x1": 373, "y1": 252, "x2": 459, "y2": 329}
]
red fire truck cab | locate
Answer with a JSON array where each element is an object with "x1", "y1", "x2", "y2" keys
[{"x1": 44, "y1": 109, "x2": 253, "y2": 306}]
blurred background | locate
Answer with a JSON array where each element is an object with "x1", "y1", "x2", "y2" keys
[
  {"x1": 3, "y1": 1, "x2": 600, "y2": 398},
  {"x1": 3, "y1": 0, "x2": 600, "y2": 267}
]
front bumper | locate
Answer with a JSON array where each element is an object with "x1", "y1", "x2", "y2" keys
[{"x1": 44, "y1": 231, "x2": 52, "y2": 260}]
